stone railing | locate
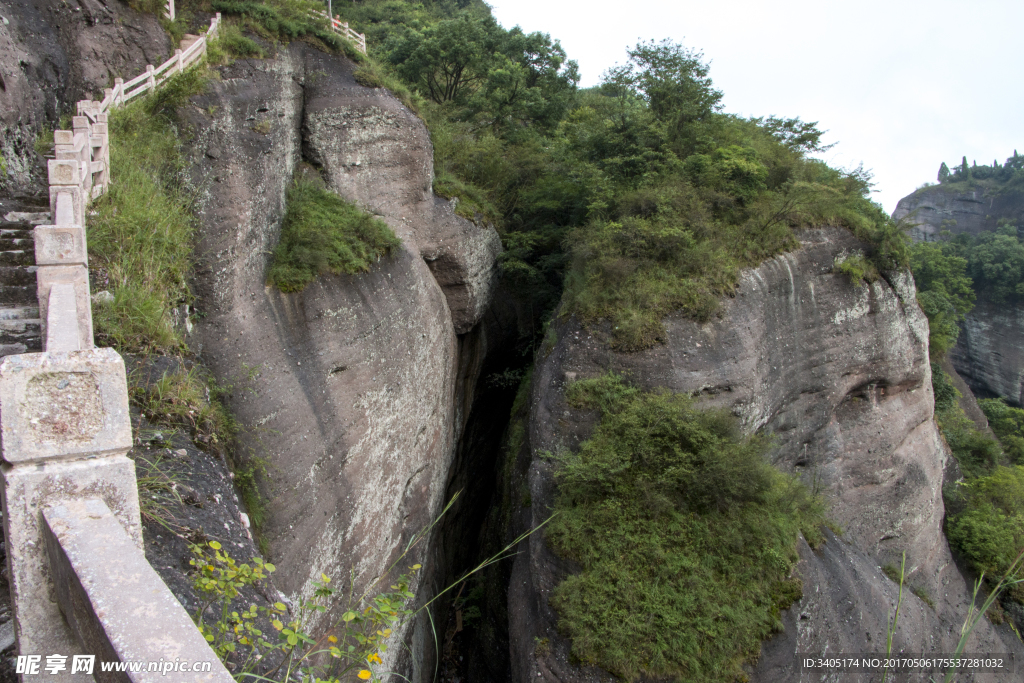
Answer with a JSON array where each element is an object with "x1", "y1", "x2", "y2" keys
[{"x1": 0, "y1": 13, "x2": 232, "y2": 682}]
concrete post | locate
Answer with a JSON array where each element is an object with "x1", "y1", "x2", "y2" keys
[
  {"x1": 47, "y1": 161, "x2": 84, "y2": 228},
  {"x1": 113, "y1": 78, "x2": 124, "y2": 107},
  {"x1": 43, "y1": 499, "x2": 234, "y2": 682},
  {"x1": 0, "y1": 349, "x2": 137, "y2": 681},
  {"x1": 71, "y1": 117, "x2": 93, "y2": 200},
  {"x1": 175, "y1": 48, "x2": 183, "y2": 74},
  {"x1": 36, "y1": 265, "x2": 93, "y2": 353}
]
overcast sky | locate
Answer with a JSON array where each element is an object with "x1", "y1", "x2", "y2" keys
[{"x1": 489, "y1": 0, "x2": 1022, "y2": 214}]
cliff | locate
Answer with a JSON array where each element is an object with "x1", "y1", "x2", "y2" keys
[
  {"x1": 177, "y1": 44, "x2": 501, "y2": 676},
  {"x1": 508, "y1": 227, "x2": 1023, "y2": 682},
  {"x1": 892, "y1": 181, "x2": 1024, "y2": 243},
  {"x1": 894, "y1": 181, "x2": 1024, "y2": 404}
]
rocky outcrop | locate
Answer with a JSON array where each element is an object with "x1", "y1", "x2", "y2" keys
[
  {"x1": 893, "y1": 182, "x2": 1024, "y2": 242},
  {"x1": 509, "y1": 227, "x2": 1023, "y2": 682},
  {"x1": 180, "y1": 44, "x2": 501, "y2": 679},
  {"x1": 0, "y1": 0, "x2": 170, "y2": 191}
]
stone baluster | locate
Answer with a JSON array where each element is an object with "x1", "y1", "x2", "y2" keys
[
  {"x1": 72, "y1": 116, "x2": 93, "y2": 200},
  {"x1": 114, "y1": 77, "x2": 124, "y2": 107},
  {"x1": 146, "y1": 64, "x2": 156, "y2": 92}
]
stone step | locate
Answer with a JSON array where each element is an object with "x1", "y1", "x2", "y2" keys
[
  {"x1": 0, "y1": 266, "x2": 37, "y2": 287},
  {"x1": 1, "y1": 211, "x2": 50, "y2": 225},
  {"x1": 0, "y1": 250, "x2": 34, "y2": 267},
  {"x1": 0, "y1": 227, "x2": 36, "y2": 237},
  {"x1": 0, "y1": 306, "x2": 40, "y2": 320},
  {"x1": 0, "y1": 285, "x2": 39, "y2": 306},
  {"x1": 0, "y1": 319, "x2": 41, "y2": 349},
  {"x1": 0, "y1": 342, "x2": 31, "y2": 357},
  {"x1": 0, "y1": 318, "x2": 41, "y2": 333},
  {"x1": 0, "y1": 237, "x2": 34, "y2": 251}
]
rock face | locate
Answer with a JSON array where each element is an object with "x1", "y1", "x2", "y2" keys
[
  {"x1": 894, "y1": 183, "x2": 1024, "y2": 405},
  {"x1": 951, "y1": 295, "x2": 1024, "y2": 404},
  {"x1": 181, "y1": 45, "x2": 500, "y2": 678},
  {"x1": 892, "y1": 182, "x2": 1024, "y2": 242},
  {"x1": 509, "y1": 227, "x2": 1023, "y2": 682},
  {"x1": 0, "y1": 0, "x2": 170, "y2": 191}
]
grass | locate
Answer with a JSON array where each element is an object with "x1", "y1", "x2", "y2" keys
[
  {"x1": 132, "y1": 366, "x2": 238, "y2": 457},
  {"x1": 88, "y1": 69, "x2": 208, "y2": 353},
  {"x1": 546, "y1": 374, "x2": 825, "y2": 682},
  {"x1": 209, "y1": 0, "x2": 366, "y2": 62},
  {"x1": 266, "y1": 173, "x2": 401, "y2": 292}
]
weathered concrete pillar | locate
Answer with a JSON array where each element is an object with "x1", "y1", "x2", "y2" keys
[
  {"x1": 47, "y1": 161, "x2": 84, "y2": 228},
  {"x1": 71, "y1": 118, "x2": 93, "y2": 201},
  {"x1": 43, "y1": 498, "x2": 234, "y2": 682},
  {"x1": 0, "y1": 349, "x2": 137, "y2": 681},
  {"x1": 34, "y1": 225, "x2": 93, "y2": 352}
]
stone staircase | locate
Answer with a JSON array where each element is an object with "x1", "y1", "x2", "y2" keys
[{"x1": 0, "y1": 202, "x2": 47, "y2": 358}]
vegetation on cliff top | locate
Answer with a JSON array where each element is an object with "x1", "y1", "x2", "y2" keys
[
  {"x1": 935, "y1": 151, "x2": 1024, "y2": 189},
  {"x1": 267, "y1": 173, "x2": 401, "y2": 293},
  {"x1": 547, "y1": 374, "x2": 824, "y2": 682}
]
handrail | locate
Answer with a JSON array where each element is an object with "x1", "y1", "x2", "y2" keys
[
  {"x1": 310, "y1": 9, "x2": 367, "y2": 54},
  {"x1": 0, "y1": 11, "x2": 232, "y2": 676}
]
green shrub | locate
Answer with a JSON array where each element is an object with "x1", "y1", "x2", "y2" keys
[
  {"x1": 834, "y1": 252, "x2": 879, "y2": 286},
  {"x1": 267, "y1": 174, "x2": 401, "y2": 292},
  {"x1": 211, "y1": 21, "x2": 265, "y2": 60},
  {"x1": 980, "y1": 398, "x2": 1024, "y2": 464},
  {"x1": 132, "y1": 366, "x2": 237, "y2": 456},
  {"x1": 88, "y1": 69, "x2": 207, "y2": 353},
  {"x1": 947, "y1": 467, "x2": 1024, "y2": 579},
  {"x1": 547, "y1": 374, "x2": 825, "y2": 682}
]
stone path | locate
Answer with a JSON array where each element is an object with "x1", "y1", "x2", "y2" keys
[{"x1": 0, "y1": 200, "x2": 47, "y2": 358}]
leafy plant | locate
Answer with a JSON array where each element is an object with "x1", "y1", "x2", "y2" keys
[
  {"x1": 266, "y1": 174, "x2": 401, "y2": 292},
  {"x1": 834, "y1": 252, "x2": 879, "y2": 286},
  {"x1": 190, "y1": 491, "x2": 548, "y2": 681}
]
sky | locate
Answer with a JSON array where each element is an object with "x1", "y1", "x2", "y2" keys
[{"x1": 488, "y1": 0, "x2": 1022, "y2": 214}]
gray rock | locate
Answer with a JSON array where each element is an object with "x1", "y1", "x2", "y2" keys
[
  {"x1": 301, "y1": 50, "x2": 501, "y2": 333},
  {"x1": 91, "y1": 290, "x2": 114, "y2": 305},
  {"x1": 893, "y1": 183, "x2": 1024, "y2": 405},
  {"x1": 892, "y1": 183, "x2": 1024, "y2": 243},
  {"x1": 181, "y1": 45, "x2": 500, "y2": 678}
]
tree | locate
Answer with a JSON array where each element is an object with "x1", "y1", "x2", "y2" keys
[
  {"x1": 387, "y1": 16, "x2": 494, "y2": 104},
  {"x1": 938, "y1": 162, "x2": 951, "y2": 183},
  {"x1": 604, "y1": 39, "x2": 722, "y2": 152}
]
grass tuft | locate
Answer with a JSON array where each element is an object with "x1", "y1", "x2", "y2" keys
[
  {"x1": 266, "y1": 173, "x2": 401, "y2": 292},
  {"x1": 547, "y1": 373, "x2": 825, "y2": 682},
  {"x1": 88, "y1": 69, "x2": 208, "y2": 353}
]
